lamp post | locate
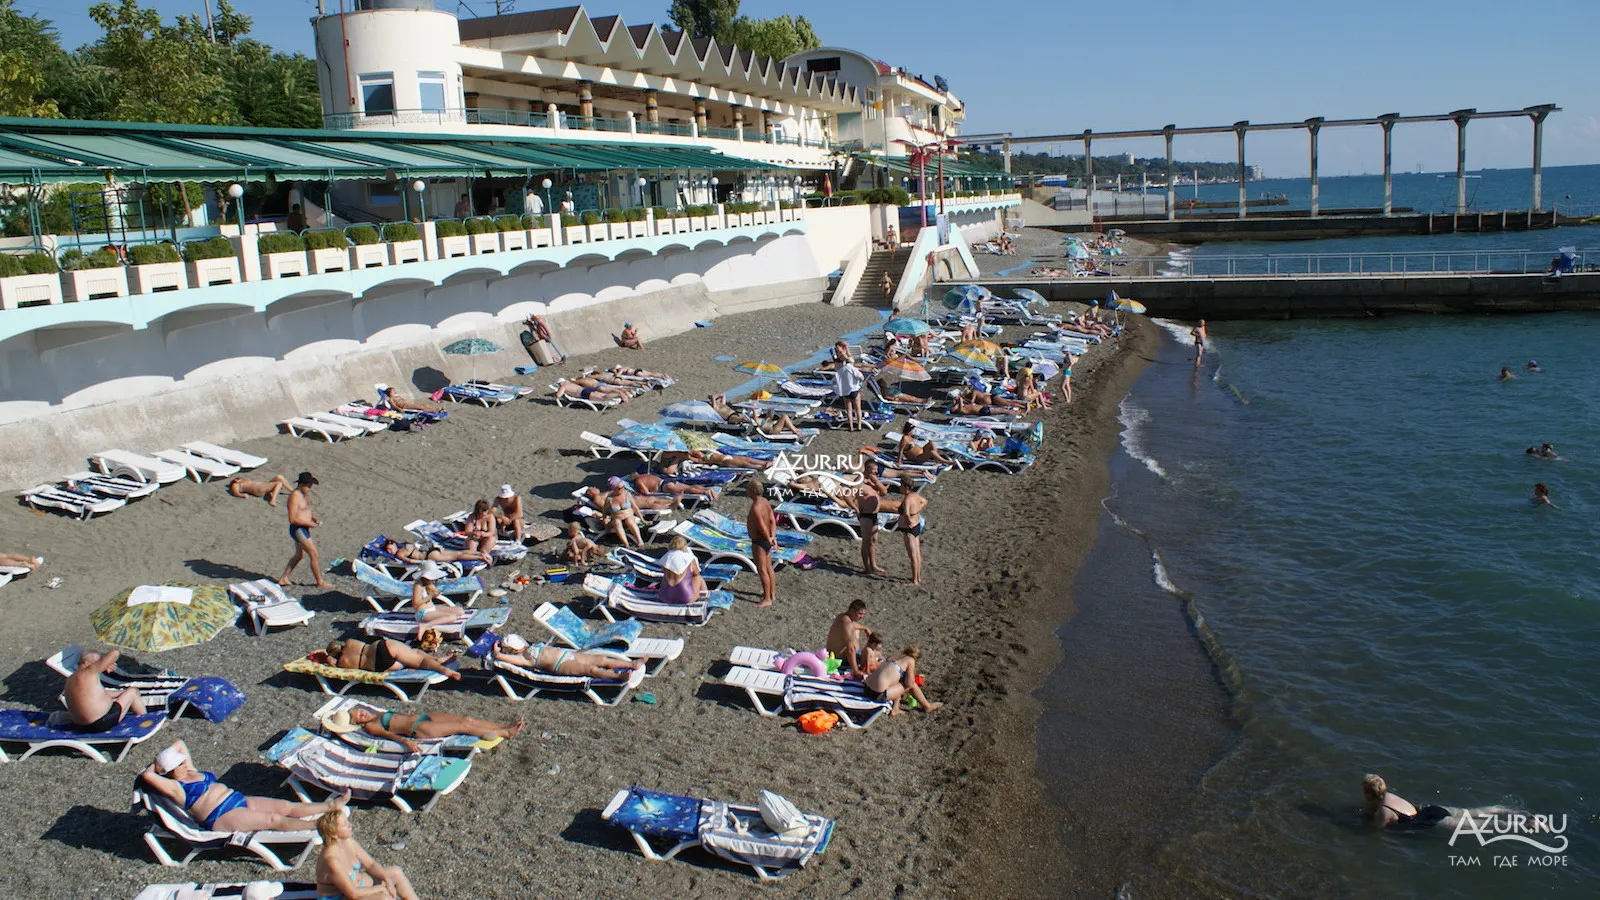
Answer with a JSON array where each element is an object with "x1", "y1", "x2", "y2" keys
[
  {"x1": 710, "y1": 176, "x2": 719, "y2": 205},
  {"x1": 541, "y1": 177, "x2": 552, "y2": 217},
  {"x1": 226, "y1": 183, "x2": 244, "y2": 231},
  {"x1": 636, "y1": 175, "x2": 647, "y2": 207},
  {"x1": 412, "y1": 180, "x2": 427, "y2": 220}
]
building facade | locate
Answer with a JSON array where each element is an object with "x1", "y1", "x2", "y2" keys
[{"x1": 782, "y1": 47, "x2": 965, "y2": 156}]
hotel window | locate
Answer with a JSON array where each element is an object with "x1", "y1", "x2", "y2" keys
[
  {"x1": 418, "y1": 71, "x2": 448, "y2": 112},
  {"x1": 359, "y1": 73, "x2": 395, "y2": 116}
]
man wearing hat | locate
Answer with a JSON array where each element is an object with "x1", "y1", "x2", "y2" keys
[
  {"x1": 492, "y1": 484, "x2": 524, "y2": 544},
  {"x1": 279, "y1": 472, "x2": 330, "y2": 590}
]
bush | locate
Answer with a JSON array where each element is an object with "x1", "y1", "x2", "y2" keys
[
  {"x1": 603, "y1": 208, "x2": 627, "y2": 224},
  {"x1": 652, "y1": 206, "x2": 671, "y2": 220},
  {"x1": 381, "y1": 223, "x2": 419, "y2": 243},
  {"x1": 60, "y1": 248, "x2": 121, "y2": 270},
  {"x1": 463, "y1": 217, "x2": 492, "y2": 235},
  {"x1": 685, "y1": 204, "x2": 714, "y2": 217},
  {"x1": 346, "y1": 225, "x2": 380, "y2": 246},
  {"x1": 18, "y1": 252, "x2": 57, "y2": 274},
  {"x1": 434, "y1": 219, "x2": 467, "y2": 237},
  {"x1": 779, "y1": 199, "x2": 796, "y2": 210},
  {"x1": 560, "y1": 213, "x2": 580, "y2": 227},
  {"x1": 521, "y1": 214, "x2": 546, "y2": 229},
  {"x1": 861, "y1": 187, "x2": 912, "y2": 206},
  {"x1": 0, "y1": 255, "x2": 23, "y2": 277},
  {"x1": 837, "y1": 195, "x2": 861, "y2": 206},
  {"x1": 580, "y1": 210, "x2": 602, "y2": 226},
  {"x1": 624, "y1": 207, "x2": 647, "y2": 222},
  {"x1": 128, "y1": 242, "x2": 182, "y2": 265},
  {"x1": 495, "y1": 215, "x2": 522, "y2": 233},
  {"x1": 257, "y1": 232, "x2": 306, "y2": 254},
  {"x1": 726, "y1": 201, "x2": 763, "y2": 215},
  {"x1": 305, "y1": 230, "x2": 351, "y2": 250}
]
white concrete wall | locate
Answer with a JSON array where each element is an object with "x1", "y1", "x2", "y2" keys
[
  {"x1": 0, "y1": 233, "x2": 829, "y2": 489},
  {"x1": 797, "y1": 205, "x2": 872, "y2": 276},
  {"x1": 316, "y1": 9, "x2": 465, "y2": 116}
]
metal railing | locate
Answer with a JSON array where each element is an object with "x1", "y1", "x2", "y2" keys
[
  {"x1": 1067, "y1": 248, "x2": 1599, "y2": 279},
  {"x1": 637, "y1": 121, "x2": 695, "y2": 137}
]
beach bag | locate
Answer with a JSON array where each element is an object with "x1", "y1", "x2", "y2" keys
[
  {"x1": 797, "y1": 710, "x2": 838, "y2": 735},
  {"x1": 759, "y1": 790, "x2": 810, "y2": 838}
]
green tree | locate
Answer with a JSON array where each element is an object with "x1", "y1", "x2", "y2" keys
[
  {"x1": 719, "y1": 13, "x2": 819, "y2": 61},
  {"x1": 0, "y1": 0, "x2": 65, "y2": 116},
  {"x1": 82, "y1": 0, "x2": 234, "y2": 124},
  {"x1": 668, "y1": 0, "x2": 740, "y2": 40}
]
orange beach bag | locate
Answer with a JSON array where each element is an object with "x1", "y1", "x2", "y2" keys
[{"x1": 798, "y1": 710, "x2": 839, "y2": 734}]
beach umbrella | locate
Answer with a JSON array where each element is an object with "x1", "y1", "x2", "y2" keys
[
  {"x1": 880, "y1": 356, "x2": 931, "y2": 382},
  {"x1": 1104, "y1": 292, "x2": 1146, "y2": 315},
  {"x1": 612, "y1": 423, "x2": 688, "y2": 453},
  {"x1": 1103, "y1": 246, "x2": 1125, "y2": 257},
  {"x1": 90, "y1": 583, "x2": 236, "y2": 653},
  {"x1": 661, "y1": 401, "x2": 726, "y2": 423},
  {"x1": 884, "y1": 318, "x2": 932, "y2": 337},
  {"x1": 947, "y1": 341, "x2": 998, "y2": 371},
  {"x1": 441, "y1": 337, "x2": 503, "y2": 381},
  {"x1": 732, "y1": 360, "x2": 786, "y2": 377},
  {"x1": 1013, "y1": 288, "x2": 1048, "y2": 307},
  {"x1": 1108, "y1": 228, "x2": 1126, "y2": 237},
  {"x1": 673, "y1": 429, "x2": 720, "y2": 451},
  {"x1": 1064, "y1": 243, "x2": 1090, "y2": 260},
  {"x1": 941, "y1": 290, "x2": 978, "y2": 313},
  {"x1": 1062, "y1": 235, "x2": 1086, "y2": 245}
]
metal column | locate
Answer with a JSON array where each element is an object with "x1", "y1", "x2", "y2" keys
[
  {"x1": 1527, "y1": 104, "x2": 1555, "y2": 212},
  {"x1": 1305, "y1": 117, "x2": 1322, "y2": 217},
  {"x1": 1378, "y1": 113, "x2": 1398, "y2": 217},
  {"x1": 1234, "y1": 121, "x2": 1249, "y2": 219},
  {"x1": 1002, "y1": 139, "x2": 1012, "y2": 174},
  {"x1": 1451, "y1": 108, "x2": 1475, "y2": 214},
  {"x1": 1082, "y1": 131, "x2": 1093, "y2": 217},
  {"x1": 1163, "y1": 125, "x2": 1175, "y2": 222}
]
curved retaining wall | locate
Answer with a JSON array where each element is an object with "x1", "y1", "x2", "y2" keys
[{"x1": 0, "y1": 233, "x2": 827, "y2": 490}]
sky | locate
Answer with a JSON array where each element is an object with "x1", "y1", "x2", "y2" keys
[{"x1": 26, "y1": 0, "x2": 1599, "y2": 177}]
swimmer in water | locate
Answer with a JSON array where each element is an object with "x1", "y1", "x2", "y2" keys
[
  {"x1": 1532, "y1": 483, "x2": 1557, "y2": 508},
  {"x1": 1362, "y1": 774, "x2": 1452, "y2": 830},
  {"x1": 1498, "y1": 366, "x2": 1515, "y2": 382},
  {"x1": 1525, "y1": 360, "x2": 1541, "y2": 372},
  {"x1": 1539, "y1": 442, "x2": 1556, "y2": 458}
]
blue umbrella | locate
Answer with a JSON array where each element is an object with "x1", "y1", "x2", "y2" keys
[
  {"x1": 441, "y1": 337, "x2": 504, "y2": 381},
  {"x1": 1064, "y1": 243, "x2": 1090, "y2": 260},
  {"x1": 941, "y1": 289, "x2": 979, "y2": 312},
  {"x1": 885, "y1": 318, "x2": 931, "y2": 336},
  {"x1": 661, "y1": 401, "x2": 727, "y2": 423},
  {"x1": 612, "y1": 423, "x2": 688, "y2": 452},
  {"x1": 1013, "y1": 288, "x2": 1048, "y2": 307}
]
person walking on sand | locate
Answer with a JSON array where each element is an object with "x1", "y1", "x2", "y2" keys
[
  {"x1": 745, "y1": 478, "x2": 778, "y2": 607},
  {"x1": 896, "y1": 477, "x2": 927, "y2": 586},
  {"x1": 279, "y1": 472, "x2": 330, "y2": 589},
  {"x1": 1191, "y1": 319, "x2": 1208, "y2": 364}
]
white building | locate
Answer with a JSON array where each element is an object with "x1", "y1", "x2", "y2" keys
[{"x1": 782, "y1": 47, "x2": 965, "y2": 156}]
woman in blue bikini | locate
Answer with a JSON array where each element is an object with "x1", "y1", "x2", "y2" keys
[
  {"x1": 316, "y1": 808, "x2": 419, "y2": 900},
  {"x1": 140, "y1": 740, "x2": 348, "y2": 833},
  {"x1": 493, "y1": 633, "x2": 643, "y2": 680}
]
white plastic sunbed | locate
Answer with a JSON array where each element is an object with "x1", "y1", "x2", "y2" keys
[
  {"x1": 154, "y1": 449, "x2": 241, "y2": 483},
  {"x1": 581, "y1": 430, "x2": 657, "y2": 461},
  {"x1": 228, "y1": 580, "x2": 316, "y2": 634},
  {"x1": 22, "y1": 484, "x2": 125, "y2": 519},
  {"x1": 91, "y1": 450, "x2": 188, "y2": 485},
  {"x1": 281, "y1": 417, "x2": 362, "y2": 442},
  {"x1": 134, "y1": 883, "x2": 318, "y2": 900},
  {"x1": 132, "y1": 786, "x2": 321, "y2": 871},
  {"x1": 554, "y1": 388, "x2": 623, "y2": 411},
  {"x1": 64, "y1": 471, "x2": 161, "y2": 499},
  {"x1": 531, "y1": 602, "x2": 684, "y2": 673},
  {"x1": 309, "y1": 411, "x2": 390, "y2": 435},
  {"x1": 180, "y1": 441, "x2": 268, "y2": 470},
  {"x1": 263, "y1": 727, "x2": 473, "y2": 814},
  {"x1": 717, "y1": 666, "x2": 891, "y2": 729}
]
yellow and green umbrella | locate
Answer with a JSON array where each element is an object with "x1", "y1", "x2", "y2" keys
[
  {"x1": 673, "y1": 428, "x2": 721, "y2": 451},
  {"x1": 947, "y1": 340, "x2": 1000, "y2": 371},
  {"x1": 90, "y1": 583, "x2": 236, "y2": 653},
  {"x1": 880, "y1": 355, "x2": 931, "y2": 383},
  {"x1": 732, "y1": 360, "x2": 785, "y2": 377}
]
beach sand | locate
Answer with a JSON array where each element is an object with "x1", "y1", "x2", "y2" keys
[{"x1": 0, "y1": 290, "x2": 1153, "y2": 899}]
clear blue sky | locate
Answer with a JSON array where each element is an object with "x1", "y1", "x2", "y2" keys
[{"x1": 28, "y1": 0, "x2": 1598, "y2": 176}]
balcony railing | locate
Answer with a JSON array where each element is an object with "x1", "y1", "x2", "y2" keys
[
  {"x1": 637, "y1": 121, "x2": 696, "y2": 137},
  {"x1": 322, "y1": 108, "x2": 835, "y2": 150}
]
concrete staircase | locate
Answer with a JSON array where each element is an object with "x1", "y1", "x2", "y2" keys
[{"x1": 849, "y1": 247, "x2": 911, "y2": 306}]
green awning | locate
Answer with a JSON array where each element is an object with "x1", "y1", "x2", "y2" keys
[
  {"x1": 0, "y1": 145, "x2": 83, "y2": 180},
  {"x1": 0, "y1": 134, "x2": 258, "y2": 180},
  {"x1": 162, "y1": 137, "x2": 383, "y2": 180}
]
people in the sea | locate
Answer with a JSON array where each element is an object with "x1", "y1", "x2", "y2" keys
[
  {"x1": 563, "y1": 522, "x2": 601, "y2": 565},
  {"x1": 1498, "y1": 366, "x2": 1515, "y2": 382},
  {"x1": 227, "y1": 475, "x2": 289, "y2": 506},
  {"x1": 1525, "y1": 360, "x2": 1541, "y2": 372},
  {"x1": 826, "y1": 600, "x2": 873, "y2": 677},
  {"x1": 1524, "y1": 443, "x2": 1557, "y2": 459},
  {"x1": 862, "y1": 644, "x2": 941, "y2": 714},
  {"x1": 65, "y1": 649, "x2": 146, "y2": 732},
  {"x1": 1192, "y1": 319, "x2": 1208, "y2": 363},
  {"x1": 326, "y1": 638, "x2": 461, "y2": 680},
  {"x1": 1532, "y1": 482, "x2": 1557, "y2": 507},
  {"x1": 1361, "y1": 774, "x2": 1452, "y2": 830},
  {"x1": 315, "y1": 808, "x2": 421, "y2": 900},
  {"x1": 320, "y1": 707, "x2": 524, "y2": 756},
  {"x1": 142, "y1": 740, "x2": 348, "y2": 831},
  {"x1": 493, "y1": 633, "x2": 643, "y2": 679}
]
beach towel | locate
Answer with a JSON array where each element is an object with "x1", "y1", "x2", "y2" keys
[{"x1": 166, "y1": 677, "x2": 247, "y2": 723}]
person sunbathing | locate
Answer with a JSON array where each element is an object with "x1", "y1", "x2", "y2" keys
[
  {"x1": 316, "y1": 809, "x2": 420, "y2": 900},
  {"x1": 564, "y1": 522, "x2": 602, "y2": 564},
  {"x1": 615, "y1": 322, "x2": 644, "y2": 350},
  {"x1": 65, "y1": 649, "x2": 146, "y2": 732},
  {"x1": 863, "y1": 644, "x2": 941, "y2": 715},
  {"x1": 1018, "y1": 367, "x2": 1051, "y2": 409},
  {"x1": 873, "y1": 377, "x2": 923, "y2": 405},
  {"x1": 141, "y1": 740, "x2": 348, "y2": 832},
  {"x1": 554, "y1": 378, "x2": 632, "y2": 404},
  {"x1": 967, "y1": 387, "x2": 1026, "y2": 410},
  {"x1": 322, "y1": 707, "x2": 524, "y2": 756},
  {"x1": 896, "y1": 432, "x2": 952, "y2": 466},
  {"x1": 405, "y1": 563, "x2": 465, "y2": 638},
  {"x1": 852, "y1": 450, "x2": 926, "y2": 487},
  {"x1": 631, "y1": 472, "x2": 718, "y2": 501},
  {"x1": 601, "y1": 478, "x2": 644, "y2": 547},
  {"x1": 326, "y1": 638, "x2": 461, "y2": 680},
  {"x1": 659, "y1": 449, "x2": 770, "y2": 471},
  {"x1": 382, "y1": 538, "x2": 488, "y2": 566},
  {"x1": 227, "y1": 475, "x2": 289, "y2": 506},
  {"x1": 0, "y1": 552, "x2": 43, "y2": 570},
  {"x1": 494, "y1": 633, "x2": 643, "y2": 680},
  {"x1": 610, "y1": 364, "x2": 669, "y2": 381},
  {"x1": 707, "y1": 393, "x2": 801, "y2": 434},
  {"x1": 970, "y1": 431, "x2": 997, "y2": 453},
  {"x1": 377, "y1": 384, "x2": 443, "y2": 413},
  {"x1": 655, "y1": 536, "x2": 707, "y2": 604},
  {"x1": 583, "y1": 485, "x2": 674, "y2": 513},
  {"x1": 463, "y1": 499, "x2": 497, "y2": 558},
  {"x1": 492, "y1": 484, "x2": 524, "y2": 543}
]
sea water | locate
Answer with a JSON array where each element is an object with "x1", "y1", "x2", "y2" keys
[
  {"x1": 1048, "y1": 311, "x2": 1600, "y2": 898},
  {"x1": 1182, "y1": 163, "x2": 1600, "y2": 216}
]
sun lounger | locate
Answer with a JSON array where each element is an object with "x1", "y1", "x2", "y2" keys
[
  {"x1": 179, "y1": 441, "x2": 268, "y2": 470},
  {"x1": 22, "y1": 483, "x2": 126, "y2": 519},
  {"x1": 774, "y1": 501, "x2": 896, "y2": 540},
  {"x1": 359, "y1": 604, "x2": 509, "y2": 640},
  {"x1": 148, "y1": 449, "x2": 238, "y2": 483},
  {"x1": 716, "y1": 667, "x2": 891, "y2": 729},
  {"x1": 583, "y1": 430, "x2": 650, "y2": 460},
  {"x1": 0, "y1": 708, "x2": 168, "y2": 762},
  {"x1": 282, "y1": 652, "x2": 456, "y2": 703},
  {"x1": 440, "y1": 383, "x2": 516, "y2": 407},
  {"x1": 228, "y1": 579, "x2": 316, "y2": 634},
  {"x1": 531, "y1": 601, "x2": 685, "y2": 668},
  {"x1": 553, "y1": 383, "x2": 623, "y2": 411},
  {"x1": 281, "y1": 417, "x2": 361, "y2": 443},
  {"x1": 91, "y1": 449, "x2": 188, "y2": 485},
  {"x1": 357, "y1": 536, "x2": 485, "y2": 581},
  {"x1": 132, "y1": 786, "x2": 321, "y2": 871},
  {"x1": 691, "y1": 509, "x2": 812, "y2": 548},
  {"x1": 405, "y1": 519, "x2": 526, "y2": 564},
  {"x1": 777, "y1": 379, "x2": 836, "y2": 400},
  {"x1": 602, "y1": 785, "x2": 835, "y2": 881},
  {"x1": 352, "y1": 558, "x2": 483, "y2": 612},
  {"x1": 45, "y1": 646, "x2": 246, "y2": 723},
  {"x1": 473, "y1": 633, "x2": 648, "y2": 704},
  {"x1": 465, "y1": 379, "x2": 533, "y2": 396},
  {"x1": 263, "y1": 726, "x2": 472, "y2": 814},
  {"x1": 307, "y1": 411, "x2": 389, "y2": 436},
  {"x1": 310, "y1": 696, "x2": 499, "y2": 758},
  {"x1": 670, "y1": 520, "x2": 806, "y2": 572},
  {"x1": 604, "y1": 547, "x2": 741, "y2": 588},
  {"x1": 65, "y1": 471, "x2": 162, "y2": 500},
  {"x1": 135, "y1": 882, "x2": 318, "y2": 900},
  {"x1": 580, "y1": 574, "x2": 735, "y2": 626}
]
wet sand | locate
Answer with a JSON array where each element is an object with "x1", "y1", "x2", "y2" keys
[{"x1": 0, "y1": 293, "x2": 1153, "y2": 898}]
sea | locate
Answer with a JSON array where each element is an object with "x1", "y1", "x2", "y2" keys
[{"x1": 1037, "y1": 165, "x2": 1600, "y2": 899}]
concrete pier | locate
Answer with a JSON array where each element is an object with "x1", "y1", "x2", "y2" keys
[{"x1": 1065, "y1": 209, "x2": 1564, "y2": 242}]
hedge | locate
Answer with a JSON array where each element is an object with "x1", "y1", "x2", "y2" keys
[
  {"x1": 0, "y1": 253, "x2": 53, "y2": 276},
  {"x1": 183, "y1": 238, "x2": 236, "y2": 262},
  {"x1": 60, "y1": 248, "x2": 121, "y2": 270},
  {"x1": 463, "y1": 217, "x2": 492, "y2": 235},
  {"x1": 128, "y1": 243, "x2": 182, "y2": 265},
  {"x1": 434, "y1": 219, "x2": 467, "y2": 237},
  {"x1": 521, "y1": 214, "x2": 547, "y2": 229},
  {"x1": 624, "y1": 207, "x2": 647, "y2": 222},
  {"x1": 652, "y1": 206, "x2": 672, "y2": 220},
  {"x1": 495, "y1": 215, "x2": 522, "y2": 232},
  {"x1": 603, "y1": 208, "x2": 627, "y2": 224},
  {"x1": 560, "y1": 213, "x2": 580, "y2": 227},
  {"x1": 347, "y1": 225, "x2": 380, "y2": 245},
  {"x1": 305, "y1": 230, "x2": 352, "y2": 250},
  {"x1": 381, "y1": 223, "x2": 419, "y2": 243},
  {"x1": 257, "y1": 232, "x2": 306, "y2": 254}
]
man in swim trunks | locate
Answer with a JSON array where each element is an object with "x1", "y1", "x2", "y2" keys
[
  {"x1": 279, "y1": 472, "x2": 330, "y2": 589},
  {"x1": 1362, "y1": 774, "x2": 1453, "y2": 829},
  {"x1": 746, "y1": 478, "x2": 778, "y2": 608},
  {"x1": 66, "y1": 649, "x2": 146, "y2": 732},
  {"x1": 1192, "y1": 319, "x2": 1208, "y2": 363},
  {"x1": 631, "y1": 472, "x2": 719, "y2": 502},
  {"x1": 826, "y1": 600, "x2": 873, "y2": 676},
  {"x1": 553, "y1": 378, "x2": 633, "y2": 404}
]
